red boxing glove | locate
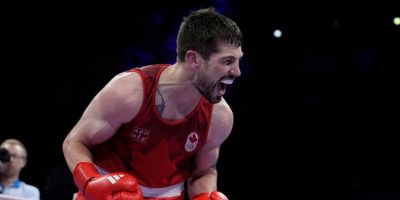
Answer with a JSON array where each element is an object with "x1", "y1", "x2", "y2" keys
[
  {"x1": 73, "y1": 162, "x2": 143, "y2": 200},
  {"x1": 192, "y1": 191, "x2": 228, "y2": 200}
]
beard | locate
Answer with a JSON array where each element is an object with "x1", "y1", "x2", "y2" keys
[
  {"x1": 192, "y1": 72, "x2": 222, "y2": 104},
  {"x1": 193, "y1": 83, "x2": 222, "y2": 104}
]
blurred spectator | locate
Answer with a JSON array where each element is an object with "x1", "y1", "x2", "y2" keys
[{"x1": 0, "y1": 139, "x2": 40, "y2": 200}]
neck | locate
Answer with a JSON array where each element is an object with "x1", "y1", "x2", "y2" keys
[
  {"x1": 0, "y1": 175, "x2": 18, "y2": 186},
  {"x1": 156, "y1": 87, "x2": 166, "y2": 115},
  {"x1": 160, "y1": 63, "x2": 202, "y2": 101},
  {"x1": 156, "y1": 64, "x2": 203, "y2": 119}
]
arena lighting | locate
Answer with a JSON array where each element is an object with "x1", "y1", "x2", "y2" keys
[
  {"x1": 394, "y1": 17, "x2": 400, "y2": 26},
  {"x1": 273, "y1": 29, "x2": 282, "y2": 38},
  {"x1": 333, "y1": 19, "x2": 340, "y2": 27}
]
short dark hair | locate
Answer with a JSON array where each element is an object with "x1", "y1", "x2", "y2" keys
[
  {"x1": 176, "y1": 7, "x2": 243, "y2": 62},
  {"x1": 1, "y1": 138, "x2": 27, "y2": 158}
]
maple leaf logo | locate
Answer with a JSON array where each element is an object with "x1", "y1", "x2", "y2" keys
[
  {"x1": 185, "y1": 132, "x2": 199, "y2": 152},
  {"x1": 189, "y1": 134, "x2": 198, "y2": 143}
]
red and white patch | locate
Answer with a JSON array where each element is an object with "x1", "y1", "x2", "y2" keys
[
  {"x1": 185, "y1": 132, "x2": 199, "y2": 152},
  {"x1": 130, "y1": 127, "x2": 150, "y2": 143}
]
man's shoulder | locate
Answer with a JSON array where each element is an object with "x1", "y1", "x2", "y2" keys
[
  {"x1": 212, "y1": 98, "x2": 233, "y2": 116},
  {"x1": 127, "y1": 64, "x2": 171, "y2": 72},
  {"x1": 19, "y1": 181, "x2": 39, "y2": 192},
  {"x1": 209, "y1": 99, "x2": 233, "y2": 131}
]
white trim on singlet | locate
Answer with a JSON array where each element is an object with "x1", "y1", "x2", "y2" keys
[
  {"x1": 139, "y1": 182, "x2": 185, "y2": 198},
  {"x1": 95, "y1": 165, "x2": 184, "y2": 198}
]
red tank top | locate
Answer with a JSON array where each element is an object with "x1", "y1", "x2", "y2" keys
[{"x1": 91, "y1": 64, "x2": 214, "y2": 187}]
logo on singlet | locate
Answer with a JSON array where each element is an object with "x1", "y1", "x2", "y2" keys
[
  {"x1": 130, "y1": 127, "x2": 150, "y2": 143},
  {"x1": 185, "y1": 132, "x2": 199, "y2": 152}
]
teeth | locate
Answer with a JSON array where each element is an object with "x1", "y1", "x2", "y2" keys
[{"x1": 220, "y1": 79, "x2": 233, "y2": 84}]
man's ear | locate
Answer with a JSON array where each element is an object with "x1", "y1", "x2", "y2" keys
[
  {"x1": 185, "y1": 50, "x2": 199, "y2": 66},
  {"x1": 21, "y1": 158, "x2": 27, "y2": 168}
]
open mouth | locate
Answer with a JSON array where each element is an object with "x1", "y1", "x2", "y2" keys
[{"x1": 217, "y1": 79, "x2": 233, "y2": 96}]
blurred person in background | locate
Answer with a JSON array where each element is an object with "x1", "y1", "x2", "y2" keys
[{"x1": 0, "y1": 139, "x2": 40, "y2": 200}]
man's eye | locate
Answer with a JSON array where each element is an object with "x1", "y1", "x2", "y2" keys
[{"x1": 225, "y1": 61, "x2": 233, "y2": 65}]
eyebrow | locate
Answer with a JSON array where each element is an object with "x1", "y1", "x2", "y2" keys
[{"x1": 221, "y1": 55, "x2": 242, "y2": 61}]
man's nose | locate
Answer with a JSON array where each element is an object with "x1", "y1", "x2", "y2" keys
[{"x1": 230, "y1": 64, "x2": 241, "y2": 78}]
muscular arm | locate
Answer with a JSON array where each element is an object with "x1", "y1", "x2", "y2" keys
[
  {"x1": 62, "y1": 72, "x2": 144, "y2": 172},
  {"x1": 188, "y1": 98, "x2": 233, "y2": 198}
]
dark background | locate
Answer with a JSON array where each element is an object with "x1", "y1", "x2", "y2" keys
[{"x1": 1, "y1": 0, "x2": 399, "y2": 199}]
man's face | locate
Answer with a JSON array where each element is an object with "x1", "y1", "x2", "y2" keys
[
  {"x1": 0, "y1": 144, "x2": 26, "y2": 178},
  {"x1": 192, "y1": 44, "x2": 243, "y2": 103}
]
